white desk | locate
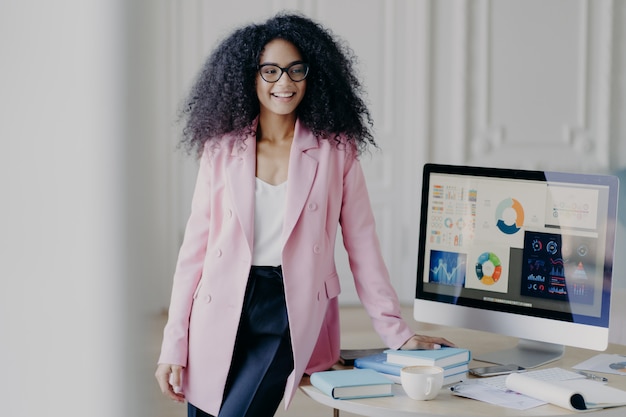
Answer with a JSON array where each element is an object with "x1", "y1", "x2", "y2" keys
[{"x1": 300, "y1": 326, "x2": 626, "y2": 417}]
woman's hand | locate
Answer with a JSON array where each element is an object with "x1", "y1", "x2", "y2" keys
[
  {"x1": 155, "y1": 363, "x2": 185, "y2": 403},
  {"x1": 400, "y1": 334, "x2": 456, "y2": 350}
]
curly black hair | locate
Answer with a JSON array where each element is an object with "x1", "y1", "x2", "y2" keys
[{"x1": 179, "y1": 12, "x2": 376, "y2": 157}]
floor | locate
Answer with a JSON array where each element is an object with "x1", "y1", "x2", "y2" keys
[{"x1": 146, "y1": 305, "x2": 423, "y2": 417}]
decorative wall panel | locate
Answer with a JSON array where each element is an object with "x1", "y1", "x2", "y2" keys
[{"x1": 441, "y1": 0, "x2": 618, "y2": 172}]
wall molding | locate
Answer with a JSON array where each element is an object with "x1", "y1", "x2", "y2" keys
[{"x1": 463, "y1": 0, "x2": 615, "y2": 171}]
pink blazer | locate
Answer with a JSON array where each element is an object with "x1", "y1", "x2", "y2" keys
[{"x1": 158, "y1": 120, "x2": 413, "y2": 415}]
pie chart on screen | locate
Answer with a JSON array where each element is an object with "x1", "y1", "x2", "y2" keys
[
  {"x1": 475, "y1": 252, "x2": 502, "y2": 285},
  {"x1": 496, "y1": 197, "x2": 524, "y2": 234}
]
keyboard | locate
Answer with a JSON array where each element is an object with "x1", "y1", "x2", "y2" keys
[{"x1": 479, "y1": 367, "x2": 584, "y2": 391}]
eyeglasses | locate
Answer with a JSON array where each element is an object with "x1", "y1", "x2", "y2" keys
[{"x1": 258, "y1": 62, "x2": 309, "y2": 83}]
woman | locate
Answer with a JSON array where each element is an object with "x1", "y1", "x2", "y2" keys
[{"x1": 155, "y1": 12, "x2": 454, "y2": 417}]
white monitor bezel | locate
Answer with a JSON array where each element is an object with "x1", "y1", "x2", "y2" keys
[{"x1": 414, "y1": 164, "x2": 618, "y2": 367}]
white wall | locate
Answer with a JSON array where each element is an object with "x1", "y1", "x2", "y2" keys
[{"x1": 1, "y1": 1, "x2": 125, "y2": 415}]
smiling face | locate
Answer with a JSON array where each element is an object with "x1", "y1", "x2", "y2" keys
[{"x1": 256, "y1": 38, "x2": 307, "y2": 118}]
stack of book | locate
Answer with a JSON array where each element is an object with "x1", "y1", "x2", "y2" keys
[{"x1": 354, "y1": 347, "x2": 471, "y2": 386}]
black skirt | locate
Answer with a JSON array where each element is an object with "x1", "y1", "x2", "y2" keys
[{"x1": 188, "y1": 265, "x2": 294, "y2": 417}]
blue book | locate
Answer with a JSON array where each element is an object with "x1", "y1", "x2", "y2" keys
[
  {"x1": 309, "y1": 368, "x2": 393, "y2": 399},
  {"x1": 354, "y1": 352, "x2": 469, "y2": 385},
  {"x1": 354, "y1": 353, "x2": 404, "y2": 376},
  {"x1": 384, "y1": 347, "x2": 471, "y2": 368}
]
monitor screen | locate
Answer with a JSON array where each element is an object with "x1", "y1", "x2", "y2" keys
[{"x1": 414, "y1": 164, "x2": 619, "y2": 368}]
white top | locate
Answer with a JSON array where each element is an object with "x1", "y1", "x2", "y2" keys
[{"x1": 252, "y1": 178, "x2": 287, "y2": 266}]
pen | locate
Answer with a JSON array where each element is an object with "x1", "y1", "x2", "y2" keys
[{"x1": 576, "y1": 370, "x2": 608, "y2": 382}]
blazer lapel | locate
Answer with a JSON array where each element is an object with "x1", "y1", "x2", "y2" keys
[
  {"x1": 226, "y1": 135, "x2": 256, "y2": 255},
  {"x1": 283, "y1": 120, "x2": 319, "y2": 241}
]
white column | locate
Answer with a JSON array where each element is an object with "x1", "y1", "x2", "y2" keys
[{"x1": 1, "y1": 1, "x2": 124, "y2": 415}]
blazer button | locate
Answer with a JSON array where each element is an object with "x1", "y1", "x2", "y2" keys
[
  {"x1": 204, "y1": 294, "x2": 212, "y2": 304},
  {"x1": 226, "y1": 209, "x2": 233, "y2": 218},
  {"x1": 307, "y1": 202, "x2": 318, "y2": 211},
  {"x1": 313, "y1": 244, "x2": 321, "y2": 254},
  {"x1": 216, "y1": 249, "x2": 223, "y2": 257}
]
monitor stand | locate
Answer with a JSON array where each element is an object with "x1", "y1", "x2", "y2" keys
[{"x1": 474, "y1": 339, "x2": 564, "y2": 369}]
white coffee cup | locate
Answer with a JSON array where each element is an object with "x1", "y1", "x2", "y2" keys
[{"x1": 400, "y1": 365, "x2": 444, "y2": 400}]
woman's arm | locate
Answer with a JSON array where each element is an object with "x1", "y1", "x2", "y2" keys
[
  {"x1": 339, "y1": 156, "x2": 454, "y2": 350},
  {"x1": 158, "y1": 148, "x2": 213, "y2": 366},
  {"x1": 155, "y1": 363, "x2": 185, "y2": 402}
]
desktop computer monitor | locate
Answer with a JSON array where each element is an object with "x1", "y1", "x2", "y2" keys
[{"x1": 414, "y1": 163, "x2": 619, "y2": 368}]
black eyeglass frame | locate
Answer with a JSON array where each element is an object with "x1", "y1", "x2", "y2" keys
[{"x1": 257, "y1": 62, "x2": 310, "y2": 83}]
